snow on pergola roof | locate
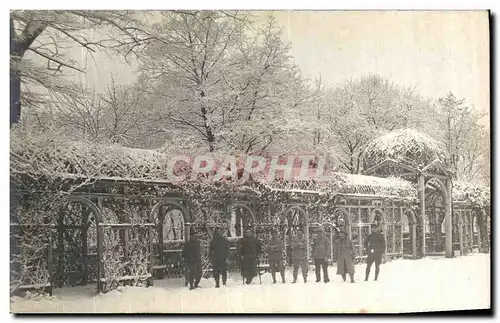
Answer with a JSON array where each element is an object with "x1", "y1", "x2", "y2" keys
[
  {"x1": 10, "y1": 128, "x2": 416, "y2": 200},
  {"x1": 260, "y1": 173, "x2": 417, "y2": 199},
  {"x1": 362, "y1": 128, "x2": 451, "y2": 176}
]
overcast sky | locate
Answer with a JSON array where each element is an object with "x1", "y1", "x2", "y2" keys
[{"x1": 75, "y1": 10, "x2": 489, "y2": 122}]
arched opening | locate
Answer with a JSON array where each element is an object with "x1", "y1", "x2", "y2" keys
[
  {"x1": 402, "y1": 209, "x2": 417, "y2": 259},
  {"x1": 161, "y1": 209, "x2": 185, "y2": 243},
  {"x1": 150, "y1": 200, "x2": 190, "y2": 280},
  {"x1": 228, "y1": 203, "x2": 255, "y2": 239},
  {"x1": 462, "y1": 210, "x2": 474, "y2": 254},
  {"x1": 53, "y1": 196, "x2": 102, "y2": 292},
  {"x1": 284, "y1": 206, "x2": 307, "y2": 265},
  {"x1": 424, "y1": 178, "x2": 448, "y2": 254},
  {"x1": 452, "y1": 210, "x2": 462, "y2": 253}
]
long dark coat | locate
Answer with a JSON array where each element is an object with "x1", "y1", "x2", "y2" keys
[
  {"x1": 238, "y1": 236, "x2": 262, "y2": 279},
  {"x1": 182, "y1": 239, "x2": 201, "y2": 266},
  {"x1": 334, "y1": 236, "x2": 355, "y2": 275},
  {"x1": 209, "y1": 235, "x2": 230, "y2": 267},
  {"x1": 312, "y1": 234, "x2": 331, "y2": 260}
]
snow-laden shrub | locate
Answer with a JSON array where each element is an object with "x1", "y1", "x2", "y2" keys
[{"x1": 453, "y1": 182, "x2": 490, "y2": 208}]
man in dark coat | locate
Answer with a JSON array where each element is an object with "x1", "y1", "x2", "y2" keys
[
  {"x1": 182, "y1": 231, "x2": 202, "y2": 290},
  {"x1": 291, "y1": 229, "x2": 308, "y2": 283},
  {"x1": 334, "y1": 230, "x2": 355, "y2": 283},
  {"x1": 364, "y1": 225, "x2": 386, "y2": 281},
  {"x1": 312, "y1": 227, "x2": 331, "y2": 283},
  {"x1": 238, "y1": 229, "x2": 262, "y2": 284},
  {"x1": 209, "y1": 228, "x2": 230, "y2": 288},
  {"x1": 267, "y1": 230, "x2": 286, "y2": 284}
]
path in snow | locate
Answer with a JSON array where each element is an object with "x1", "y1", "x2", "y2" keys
[{"x1": 10, "y1": 254, "x2": 490, "y2": 313}]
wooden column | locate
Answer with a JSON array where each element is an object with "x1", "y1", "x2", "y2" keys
[
  {"x1": 469, "y1": 215, "x2": 474, "y2": 252},
  {"x1": 158, "y1": 206, "x2": 165, "y2": 267},
  {"x1": 445, "y1": 179, "x2": 453, "y2": 258},
  {"x1": 81, "y1": 209, "x2": 90, "y2": 285},
  {"x1": 329, "y1": 231, "x2": 334, "y2": 261},
  {"x1": 305, "y1": 208, "x2": 310, "y2": 263},
  {"x1": 147, "y1": 200, "x2": 154, "y2": 287},
  {"x1": 476, "y1": 213, "x2": 482, "y2": 251},
  {"x1": 123, "y1": 213, "x2": 130, "y2": 263},
  {"x1": 96, "y1": 197, "x2": 104, "y2": 294},
  {"x1": 411, "y1": 225, "x2": 417, "y2": 259},
  {"x1": 358, "y1": 226, "x2": 362, "y2": 257},
  {"x1": 458, "y1": 211, "x2": 464, "y2": 255},
  {"x1": 418, "y1": 174, "x2": 426, "y2": 256},
  {"x1": 47, "y1": 227, "x2": 54, "y2": 295},
  {"x1": 185, "y1": 222, "x2": 191, "y2": 241},
  {"x1": 56, "y1": 209, "x2": 65, "y2": 288}
]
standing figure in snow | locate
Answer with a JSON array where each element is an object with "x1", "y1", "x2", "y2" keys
[
  {"x1": 267, "y1": 229, "x2": 286, "y2": 284},
  {"x1": 209, "y1": 228, "x2": 230, "y2": 288},
  {"x1": 291, "y1": 229, "x2": 308, "y2": 283},
  {"x1": 364, "y1": 224, "x2": 386, "y2": 281},
  {"x1": 334, "y1": 230, "x2": 355, "y2": 283},
  {"x1": 238, "y1": 229, "x2": 262, "y2": 284},
  {"x1": 312, "y1": 226, "x2": 331, "y2": 283},
  {"x1": 182, "y1": 231, "x2": 202, "y2": 290}
]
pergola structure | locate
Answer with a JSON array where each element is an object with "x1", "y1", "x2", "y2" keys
[
  {"x1": 363, "y1": 129, "x2": 457, "y2": 258},
  {"x1": 10, "y1": 128, "x2": 489, "y2": 295}
]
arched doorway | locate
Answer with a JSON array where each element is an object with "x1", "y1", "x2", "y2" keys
[
  {"x1": 424, "y1": 178, "x2": 447, "y2": 254},
  {"x1": 150, "y1": 200, "x2": 190, "y2": 279},
  {"x1": 224, "y1": 203, "x2": 256, "y2": 273},
  {"x1": 229, "y1": 203, "x2": 255, "y2": 239},
  {"x1": 53, "y1": 196, "x2": 102, "y2": 290},
  {"x1": 402, "y1": 209, "x2": 417, "y2": 259}
]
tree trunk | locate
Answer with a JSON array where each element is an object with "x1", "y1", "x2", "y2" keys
[
  {"x1": 10, "y1": 17, "x2": 22, "y2": 126},
  {"x1": 10, "y1": 16, "x2": 48, "y2": 126}
]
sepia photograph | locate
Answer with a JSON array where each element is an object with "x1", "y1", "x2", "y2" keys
[{"x1": 8, "y1": 8, "x2": 491, "y2": 314}]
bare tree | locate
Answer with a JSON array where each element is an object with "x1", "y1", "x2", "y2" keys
[
  {"x1": 10, "y1": 10, "x2": 154, "y2": 126},
  {"x1": 53, "y1": 80, "x2": 156, "y2": 146},
  {"x1": 432, "y1": 92, "x2": 489, "y2": 183},
  {"x1": 321, "y1": 75, "x2": 430, "y2": 174},
  {"x1": 137, "y1": 12, "x2": 316, "y2": 154}
]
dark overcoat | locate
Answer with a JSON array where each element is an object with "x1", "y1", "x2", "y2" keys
[
  {"x1": 312, "y1": 235, "x2": 331, "y2": 260},
  {"x1": 209, "y1": 235, "x2": 230, "y2": 267},
  {"x1": 364, "y1": 232, "x2": 386, "y2": 256},
  {"x1": 238, "y1": 236, "x2": 262, "y2": 278},
  {"x1": 182, "y1": 239, "x2": 202, "y2": 270}
]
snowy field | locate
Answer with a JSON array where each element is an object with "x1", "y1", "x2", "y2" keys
[{"x1": 11, "y1": 253, "x2": 490, "y2": 314}]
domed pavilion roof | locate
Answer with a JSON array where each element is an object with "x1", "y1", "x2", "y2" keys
[{"x1": 362, "y1": 128, "x2": 451, "y2": 177}]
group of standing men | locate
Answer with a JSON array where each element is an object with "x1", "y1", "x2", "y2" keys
[{"x1": 182, "y1": 225, "x2": 386, "y2": 290}]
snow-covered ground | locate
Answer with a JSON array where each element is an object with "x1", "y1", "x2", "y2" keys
[{"x1": 10, "y1": 253, "x2": 490, "y2": 313}]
